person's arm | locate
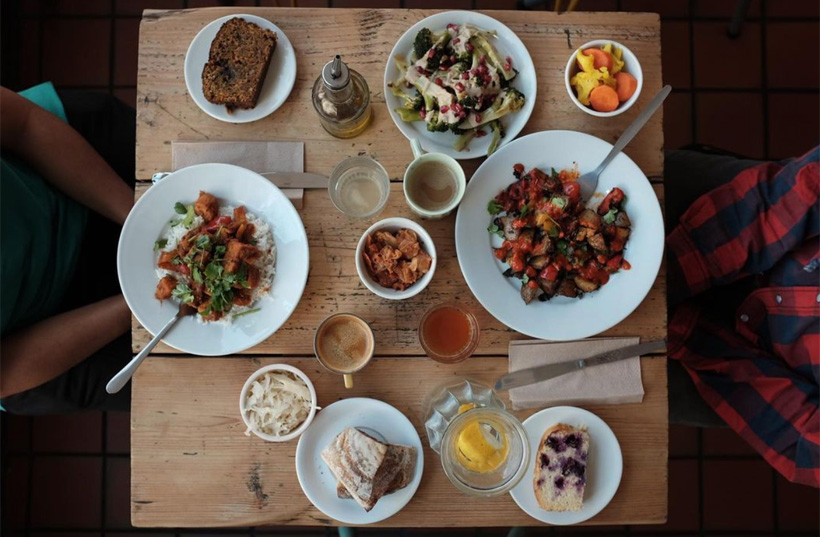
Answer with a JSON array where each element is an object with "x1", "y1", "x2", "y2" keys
[
  {"x1": 0, "y1": 87, "x2": 133, "y2": 225},
  {"x1": 0, "y1": 295, "x2": 131, "y2": 398},
  {"x1": 667, "y1": 147, "x2": 820, "y2": 305}
]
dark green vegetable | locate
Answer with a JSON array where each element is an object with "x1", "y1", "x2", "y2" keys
[
  {"x1": 487, "y1": 199, "x2": 503, "y2": 216},
  {"x1": 153, "y1": 238, "x2": 168, "y2": 251}
]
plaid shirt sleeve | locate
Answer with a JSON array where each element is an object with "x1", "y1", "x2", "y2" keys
[{"x1": 668, "y1": 147, "x2": 820, "y2": 488}]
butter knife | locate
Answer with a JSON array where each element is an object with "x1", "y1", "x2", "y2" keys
[
  {"x1": 152, "y1": 171, "x2": 328, "y2": 189},
  {"x1": 494, "y1": 340, "x2": 666, "y2": 391}
]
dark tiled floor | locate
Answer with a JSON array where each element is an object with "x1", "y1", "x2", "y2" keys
[{"x1": 1, "y1": 0, "x2": 818, "y2": 536}]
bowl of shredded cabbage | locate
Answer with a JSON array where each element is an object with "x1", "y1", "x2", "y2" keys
[{"x1": 240, "y1": 364, "x2": 318, "y2": 442}]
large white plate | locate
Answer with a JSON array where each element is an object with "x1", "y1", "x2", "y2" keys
[
  {"x1": 384, "y1": 11, "x2": 537, "y2": 160},
  {"x1": 117, "y1": 163, "x2": 309, "y2": 356},
  {"x1": 454, "y1": 130, "x2": 664, "y2": 340},
  {"x1": 295, "y1": 398, "x2": 424, "y2": 525},
  {"x1": 184, "y1": 14, "x2": 297, "y2": 123},
  {"x1": 510, "y1": 406, "x2": 623, "y2": 525}
]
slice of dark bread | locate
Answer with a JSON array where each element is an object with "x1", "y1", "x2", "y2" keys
[{"x1": 201, "y1": 17, "x2": 277, "y2": 112}]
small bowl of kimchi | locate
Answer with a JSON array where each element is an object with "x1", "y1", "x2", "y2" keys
[{"x1": 240, "y1": 364, "x2": 318, "y2": 442}]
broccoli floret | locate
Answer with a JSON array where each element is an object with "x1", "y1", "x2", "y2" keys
[
  {"x1": 462, "y1": 88, "x2": 525, "y2": 129},
  {"x1": 425, "y1": 33, "x2": 452, "y2": 72},
  {"x1": 472, "y1": 35, "x2": 516, "y2": 81},
  {"x1": 454, "y1": 130, "x2": 477, "y2": 152},
  {"x1": 413, "y1": 28, "x2": 433, "y2": 60},
  {"x1": 422, "y1": 109, "x2": 455, "y2": 132},
  {"x1": 389, "y1": 85, "x2": 424, "y2": 110},
  {"x1": 395, "y1": 108, "x2": 422, "y2": 122},
  {"x1": 459, "y1": 95, "x2": 477, "y2": 109},
  {"x1": 487, "y1": 120, "x2": 506, "y2": 155}
]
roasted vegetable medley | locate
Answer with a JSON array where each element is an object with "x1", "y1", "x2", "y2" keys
[{"x1": 488, "y1": 165, "x2": 632, "y2": 304}]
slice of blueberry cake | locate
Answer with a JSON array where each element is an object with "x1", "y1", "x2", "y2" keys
[{"x1": 533, "y1": 423, "x2": 589, "y2": 511}]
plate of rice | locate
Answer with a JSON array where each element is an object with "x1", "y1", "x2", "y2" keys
[{"x1": 118, "y1": 163, "x2": 309, "y2": 355}]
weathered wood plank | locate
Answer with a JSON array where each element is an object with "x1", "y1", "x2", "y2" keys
[
  {"x1": 131, "y1": 183, "x2": 666, "y2": 355},
  {"x1": 135, "y1": 8, "x2": 664, "y2": 181},
  {"x1": 131, "y1": 356, "x2": 668, "y2": 527}
]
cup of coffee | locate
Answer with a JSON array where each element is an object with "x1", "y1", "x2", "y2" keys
[
  {"x1": 403, "y1": 139, "x2": 466, "y2": 219},
  {"x1": 314, "y1": 313, "x2": 375, "y2": 389}
]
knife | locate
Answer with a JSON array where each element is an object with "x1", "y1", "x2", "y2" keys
[
  {"x1": 152, "y1": 171, "x2": 328, "y2": 189},
  {"x1": 494, "y1": 340, "x2": 666, "y2": 391}
]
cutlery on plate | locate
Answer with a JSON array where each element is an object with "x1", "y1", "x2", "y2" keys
[
  {"x1": 577, "y1": 84, "x2": 672, "y2": 202},
  {"x1": 152, "y1": 171, "x2": 328, "y2": 189},
  {"x1": 494, "y1": 339, "x2": 666, "y2": 391},
  {"x1": 106, "y1": 303, "x2": 195, "y2": 394}
]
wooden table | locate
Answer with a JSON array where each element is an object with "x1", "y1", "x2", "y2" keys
[{"x1": 131, "y1": 7, "x2": 668, "y2": 528}]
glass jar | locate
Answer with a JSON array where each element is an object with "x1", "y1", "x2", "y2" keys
[{"x1": 423, "y1": 379, "x2": 529, "y2": 497}]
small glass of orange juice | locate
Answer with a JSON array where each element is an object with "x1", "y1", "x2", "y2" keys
[{"x1": 418, "y1": 303, "x2": 480, "y2": 363}]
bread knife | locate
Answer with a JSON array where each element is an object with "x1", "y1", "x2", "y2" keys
[
  {"x1": 494, "y1": 339, "x2": 666, "y2": 391},
  {"x1": 152, "y1": 171, "x2": 328, "y2": 189}
]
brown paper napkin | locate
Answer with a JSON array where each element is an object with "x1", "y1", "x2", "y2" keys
[
  {"x1": 508, "y1": 337, "x2": 644, "y2": 410},
  {"x1": 171, "y1": 141, "x2": 305, "y2": 208}
]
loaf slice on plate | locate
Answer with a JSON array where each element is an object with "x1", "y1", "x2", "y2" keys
[
  {"x1": 337, "y1": 443, "x2": 417, "y2": 499},
  {"x1": 201, "y1": 17, "x2": 277, "y2": 112},
  {"x1": 533, "y1": 423, "x2": 589, "y2": 511}
]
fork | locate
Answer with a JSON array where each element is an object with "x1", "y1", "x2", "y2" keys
[{"x1": 577, "y1": 85, "x2": 672, "y2": 202}]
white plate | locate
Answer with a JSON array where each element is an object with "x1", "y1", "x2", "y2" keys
[
  {"x1": 509, "y1": 406, "x2": 623, "y2": 525},
  {"x1": 383, "y1": 11, "x2": 537, "y2": 159},
  {"x1": 117, "y1": 163, "x2": 309, "y2": 355},
  {"x1": 184, "y1": 14, "x2": 296, "y2": 123},
  {"x1": 295, "y1": 398, "x2": 424, "y2": 525},
  {"x1": 454, "y1": 130, "x2": 664, "y2": 340}
]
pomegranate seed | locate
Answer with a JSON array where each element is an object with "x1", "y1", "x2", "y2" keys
[
  {"x1": 462, "y1": 72, "x2": 469, "y2": 80},
  {"x1": 450, "y1": 55, "x2": 456, "y2": 63},
  {"x1": 506, "y1": 56, "x2": 513, "y2": 66},
  {"x1": 428, "y1": 49, "x2": 435, "y2": 58},
  {"x1": 484, "y1": 75, "x2": 492, "y2": 84},
  {"x1": 459, "y1": 111, "x2": 467, "y2": 119},
  {"x1": 475, "y1": 129, "x2": 487, "y2": 138},
  {"x1": 419, "y1": 109, "x2": 427, "y2": 119},
  {"x1": 440, "y1": 105, "x2": 450, "y2": 113},
  {"x1": 471, "y1": 69, "x2": 479, "y2": 76},
  {"x1": 455, "y1": 82, "x2": 465, "y2": 92},
  {"x1": 435, "y1": 77, "x2": 443, "y2": 85},
  {"x1": 475, "y1": 112, "x2": 482, "y2": 122},
  {"x1": 416, "y1": 66, "x2": 424, "y2": 74},
  {"x1": 479, "y1": 55, "x2": 486, "y2": 65},
  {"x1": 466, "y1": 43, "x2": 474, "y2": 52},
  {"x1": 439, "y1": 65, "x2": 447, "y2": 71},
  {"x1": 503, "y1": 62, "x2": 511, "y2": 71}
]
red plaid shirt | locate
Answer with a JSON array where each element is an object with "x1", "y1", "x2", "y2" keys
[{"x1": 668, "y1": 147, "x2": 819, "y2": 488}]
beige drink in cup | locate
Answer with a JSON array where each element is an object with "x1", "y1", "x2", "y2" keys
[
  {"x1": 314, "y1": 313, "x2": 375, "y2": 388},
  {"x1": 403, "y1": 139, "x2": 466, "y2": 219}
]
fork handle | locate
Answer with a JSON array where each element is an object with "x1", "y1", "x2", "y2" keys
[{"x1": 595, "y1": 85, "x2": 672, "y2": 176}]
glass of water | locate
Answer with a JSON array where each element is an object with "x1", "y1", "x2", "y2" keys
[{"x1": 328, "y1": 155, "x2": 390, "y2": 219}]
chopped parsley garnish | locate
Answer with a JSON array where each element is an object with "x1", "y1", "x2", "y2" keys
[
  {"x1": 153, "y1": 238, "x2": 167, "y2": 251},
  {"x1": 550, "y1": 197, "x2": 567, "y2": 209},
  {"x1": 171, "y1": 283, "x2": 194, "y2": 304},
  {"x1": 602, "y1": 208, "x2": 618, "y2": 224},
  {"x1": 174, "y1": 202, "x2": 188, "y2": 215}
]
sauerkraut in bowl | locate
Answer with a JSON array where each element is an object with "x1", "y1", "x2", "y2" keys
[{"x1": 240, "y1": 364, "x2": 318, "y2": 442}]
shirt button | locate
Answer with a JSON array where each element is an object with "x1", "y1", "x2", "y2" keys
[
  {"x1": 775, "y1": 295, "x2": 783, "y2": 304},
  {"x1": 740, "y1": 314, "x2": 750, "y2": 323}
]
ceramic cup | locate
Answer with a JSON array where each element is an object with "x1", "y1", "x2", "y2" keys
[{"x1": 403, "y1": 139, "x2": 466, "y2": 219}]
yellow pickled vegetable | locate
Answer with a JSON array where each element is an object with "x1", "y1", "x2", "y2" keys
[
  {"x1": 602, "y1": 43, "x2": 625, "y2": 74},
  {"x1": 571, "y1": 68, "x2": 616, "y2": 106},
  {"x1": 575, "y1": 50, "x2": 596, "y2": 74}
]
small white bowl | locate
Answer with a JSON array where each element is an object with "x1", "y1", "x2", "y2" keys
[
  {"x1": 564, "y1": 39, "x2": 643, "y2": 118},
  {"x1": 239, "y1": 364, "x2": 318, "y2": 442},
  {"x1": 355, "y1": 217, "x2": 437, "y2": 300}
]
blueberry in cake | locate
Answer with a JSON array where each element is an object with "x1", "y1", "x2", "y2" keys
[{"x1": 533, "y1": 423, "x2": 589, "y2": 511}]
